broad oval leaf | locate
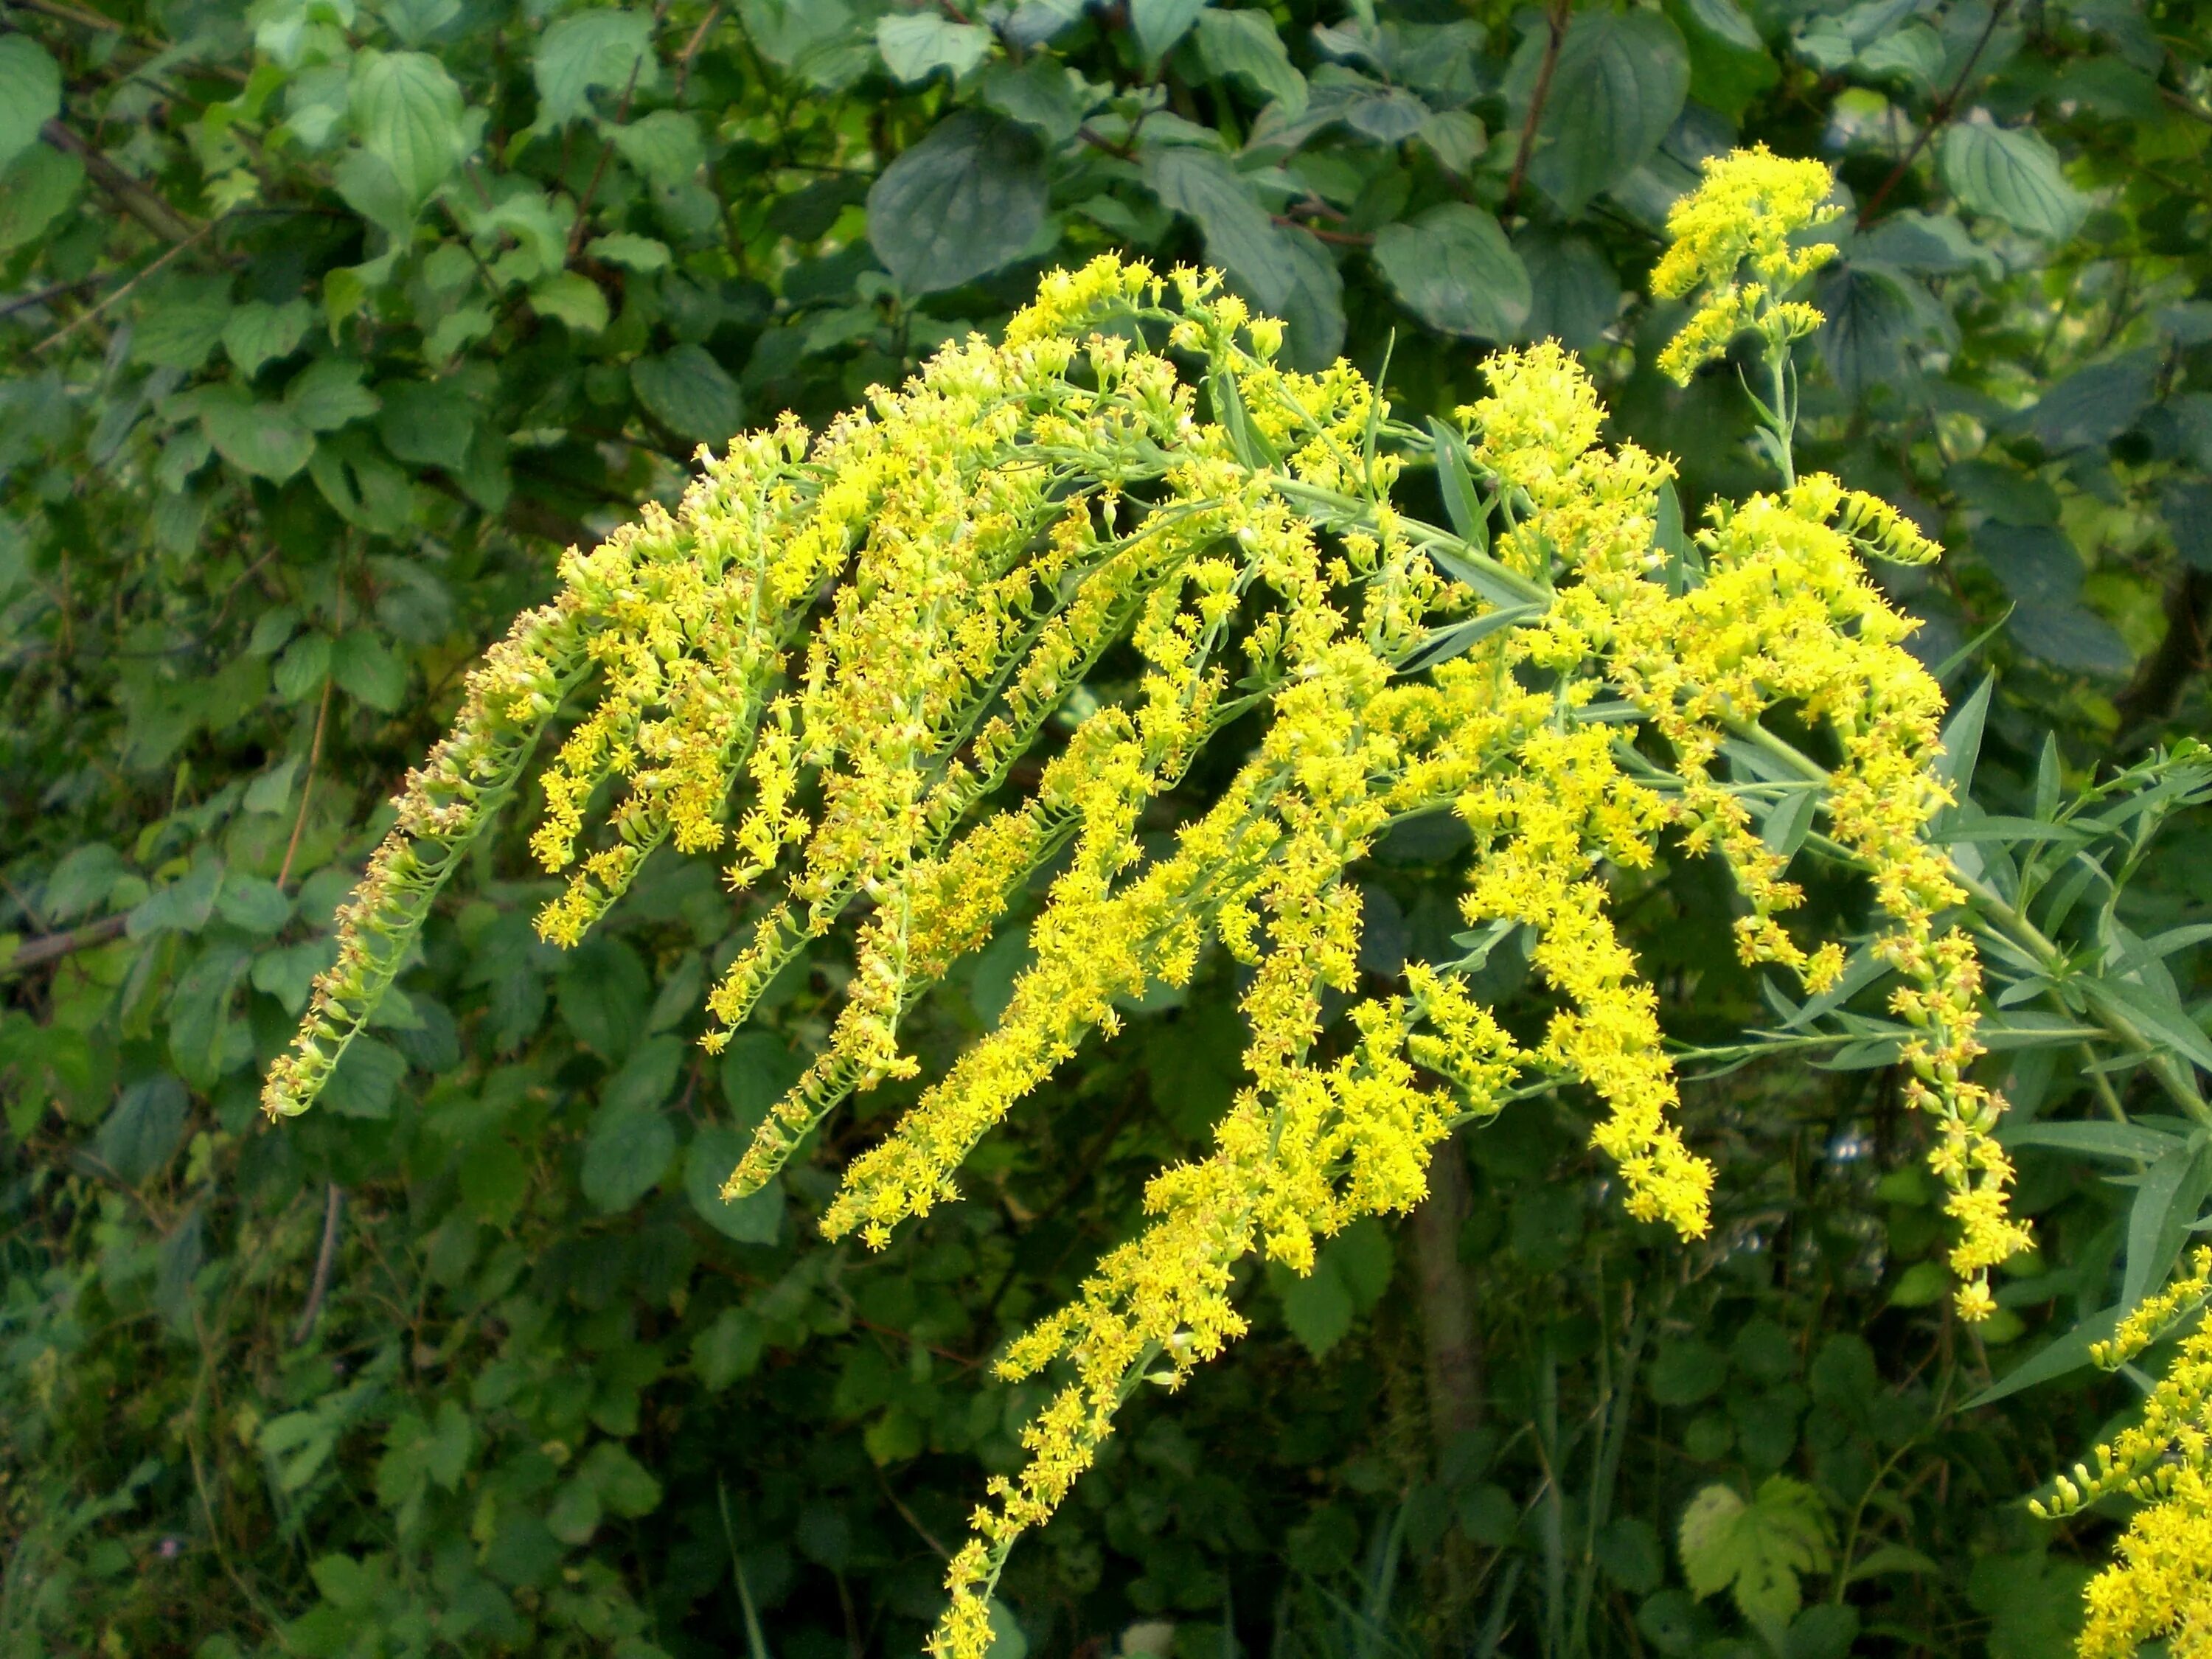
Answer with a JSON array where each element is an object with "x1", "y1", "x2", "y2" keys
[
  {"x1": 350, "y1": 49, "x2": 467, "y2": 201},
  {"x1": 868, "y1": 112, "x2": 1048, "y2": 294},
  {"x1": 199, "y1": 389, "x2": 316, "y2": 482},
  {"x1": 876, "y1": 15, "x2": 992, "y2": 84},
  {"x1": 534, "y1": 8, "x2": 659, "y2": 128},
  {"x1": 1141, "y1": 144, "x2": 1294, "y2": 314},
  {"x1": 1940, "y1": 122, "x2": 2086, "y2": 241},
  {"x1": 580, "y1": 1104, "x2": 676, "y2": 1214},
  {"x1": 632, "y1": 344, "x2": 744, "y2": 443},
  {"x1": 0, "y1": 35, "x2": 62, "y2": 171},
  {"x1": 1524, "y1": 10, "x2": 1690, "y2": 215},
  {"x1": 1372, "y1": 204, "x2": 1531, "y2": 340},
  {"x1": 686, "y1": 1126, "x2": 786, "y2": 1243}
]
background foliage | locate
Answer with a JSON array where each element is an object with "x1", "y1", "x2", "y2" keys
[{"x1": 4, "y1": 0, "x2": 2212, "y2": 1656}]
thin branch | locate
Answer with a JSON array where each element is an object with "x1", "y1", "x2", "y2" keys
[
  {"x1": 9, "y1": 0, "x2": 123, "y2": 30},
  {"x1": 290, "y1": 1184, "x2": 345, "y2": 1345},
  {"x1": 1504, "y1": 0, "x2": 1570, "y2": 212},
  {"x1": 568, "y1": 55, "x2": 646, "y2": 259},
  {"x1": 0, "y1": 914, "x2": 128, "y2": 977},
  {"x1": 39, "y1": 119, "x2": 203, "y2": 245},
  {"x1": 34, "y1": 209, "x2": 219, "y2": 353},
  {"x1": 673, "y1": 0, "x2": 723, "y2": 98},
  {"x1": 1272, "y1": 215, "x2": 1371, "y2": 247},
  {"x1": 276, "y1": 675, "x2": 333, "y2": 891},
  {"x1": 1857, "y1": 0, "x2": 2013, "y2": 226},
  {"x1": 0, "y1": 274, "x2": 100, "y2": 321}
]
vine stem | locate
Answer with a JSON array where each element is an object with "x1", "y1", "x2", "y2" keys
[
  {"x1": 1857, "y1": 0, "x2": 2014, "y2": 226},
  {"x1": 276, "y1": 675, "x2": 334, "y2": 892},
  {"x1": 1504, "y1": 0, "x2": 1571, "y2": 212},
  {"x1": 1724, "y1": 717, "x2": 2212, "y2": 1124}
]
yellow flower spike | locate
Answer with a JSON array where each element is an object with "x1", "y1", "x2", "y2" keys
[
  {"x1": 1651, "y1": 144, "x2": 1843, "y2": 386},
  {"x1": 262, "y1": 207, "x2": 2087, "y2": 1659}
]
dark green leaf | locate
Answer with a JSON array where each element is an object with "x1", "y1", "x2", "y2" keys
[
  {"x1": 875, "y1": 15, "x2": 992, "y2": 84},
  {"x1": 1521, "y1": 11, "x2": 1689, "y2": 215},
  {"x1": 94, "y1": 1077, "x2": 188, "y2": 1184},
  {"x1": 351, "y1": 49, "x2": 468, "y2": 201},
  {"x1": 1141, "y1": 145, "x2": 1293, "y2": 314},
  {"x1": 580, "y1": 1105, "x2": 676, "y2": 1213},
  {"x1": 535, "y1": 8, "x2": 658, "y2": 127},
  {"x1": 198, "y1": 388, "x2": 315, "y2": 482},
  {"x1": 1941, "y1": 122, "x2": 2087, "y2": 241},
  {"x1": 1372, "y1": 205, "x2": 1530, "y2": 341},
  {"x1": 632, "y1": 344, "x2": 745, "y2": 443},
  {"x1": 0, "y1": 37, "x2": 60, "y2": 170},
  {"x1": 868, "y1": 113, "x2": 1047, "y2": 294},
  {"x1": 686, "y1": 1126, "x2": 785, "y2": 1243}
]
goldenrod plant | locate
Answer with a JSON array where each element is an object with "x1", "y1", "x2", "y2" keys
[{"x1": 260, "y1": 150, "x2": 2199, "y2": 1658}]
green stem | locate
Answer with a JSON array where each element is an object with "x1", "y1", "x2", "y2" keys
[{"x1": 1725, "y1": 718, "x2": 2211, "y2": 1122}]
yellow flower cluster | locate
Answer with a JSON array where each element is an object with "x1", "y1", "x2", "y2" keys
[
  {"x1": 1651, "y1": 145, "x2": 1840, "y2": 385},
  {"x1": 2035, "y1": 1248, "x2": 2212, "y2": 1657},
  {"x1": 267, "y1": 150, "x2": 2052, "y2": 1659}
]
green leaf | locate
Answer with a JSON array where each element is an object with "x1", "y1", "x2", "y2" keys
[
  {"x1": 578, "y1": 1441, "x2": 661, "y2": 1518},
  {"x1": 1195, "y1": 9, "x2": 1304, "y2": 108},
  {"x1": 350, "y1": 49, "x2": 467, "y2": 201},
  {"x1": 1131, "y1": 0, "x2": 1208, "y2": 61},
  {"x1": 285, "y1": 359, "x2": 381, "y2": 432},
  {"x1": 133, "y1": 277, "x2": 232, "y2": 372},
  {"x1": 1814, "y1": 260, "x2": 1932, "y2": 399},
  {"x1": 1416, "y1": 108, "x2": 1486, "y2": 176},
  {"x1": 1270, "y1": 1255, "x2": 1354, "y2": 1358},
  {"x1": 535, "y1": 8, "x2": 659, "y2": 128},
  {"x1": 1663, "y1": 0, "x2": 1775, "y2": 119},
  {"x1": 1273, "y1": 225, "x2": 1344, "y2": 371},
  {"x1": 1934, "y1": 672, "x2": 1993, "y2": 798},
  {"x1": 686, "y1": 1126, "x2": 785, "y2": 1243},
  {"x1": 215, "y1": 873, "x2": 291, "y2": 935},
  {"x1": 868, "y1": 112, "x2": 1048, "y2": 294},
  {"x1": 324, "y1": 1037, "x2": 406, "y2": 1119},
  {"x1": 1678, "y1": 1478, "x2": 1832, "y2": 1643},
  {"x1": 1520, "y1": 10, "x2": 1688, "y2": 215},
  {"x1": 0, "y1": 140, "x2": 81, "y2": 252},
  {"x1": 1965, "y1": 1306, "x2": 2121, "y2": 1406},
  {"x1": 980, "y1": 57, "x2": 1096, "y2": 145},
  {"x1": 587, "y1": 231, "x2": 670, "y2": 271},
  {"x1": 333, "y1": 147, "x2": 418, "y2": 238},
  {"x1": 276, "y1": 630, "x2": 333, "y2": 701},
  {"x1": 1941, "y1": 122, "x2": 2087, "y2": 241},
  {"x1": 694, "y1": 1306, "x2": 766, "y2": 1389},
  {"x1": 333, "y1": 630, "x2": 407, "y2": 712},
  {"x1": 1649, "y1": 1339, "x2": 1727, "y2": 1405},
  {"x1": 198, "y1": 387, "x2": 316, "y2": 482},
  {"x1": 252, "y1": 941, "x2": 333, "y2": 1015},
  {"x1": 1517, "y1": 229, "x2": 1621, "y2": 351},
  {"x1": 611, "y1": 109, "x2": 704, "y2": 187},
  {"x1": 222, "y1": 299, "x2": 313, "y2": 379},
  {"x1": 94, "y1": 1077, "x2": 188, "y2": 1185},
  {"x1": 1372, "y1": 204, "x2": 1531, "y2": 341},
  {"x1": 0, "y1": 36, "x2": 60, "y2": 171},
  {"x1": 2029, "y1": 352, "x2": 2158, "y2": 453},
  {"x1": 1427, "y1": 417, "x2": 1484, "y2": 543},
  {"x1": 2010, "y1": 600, "x2": 2132, "y2": 677},
  {"x1": 529, "y1": 271, "x2": 610, "y2": 334},
  {"x1": 875, "y1": 14, "x2": 992, "y2": 83},
  {"x1": 580, "y1": 1104, "x2": 676, "y2": 1214},
  {"x1": 2000, "y1": 1119, "x2": 2185, "y2": 1163},
  {"x1": 375, "y1": 379, "x2": 475, "y2": 467},
  {"x1": 632, "y1": 344, "x2": 744, "y2": 443},
  {"x1": 2120, "y1": 1133, "x2": 2212, "y2": 1313},
  {"x1": 1141, "y1": 144, "x2": 1293, "y2": 314}
]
